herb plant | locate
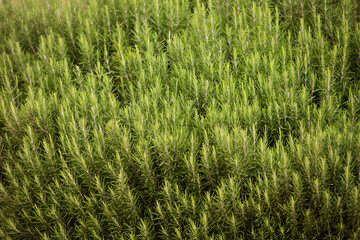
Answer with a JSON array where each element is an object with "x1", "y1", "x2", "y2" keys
[{"x1": 1, "y1": 0, "x2": 360, "y2": 239}]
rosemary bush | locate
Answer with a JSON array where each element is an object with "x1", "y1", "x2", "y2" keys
[{"x1": 1, "y1": 0, "x2": 360, "y2": 239}]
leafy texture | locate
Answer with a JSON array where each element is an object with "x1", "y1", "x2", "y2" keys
[{"x1": 1, "y1": 0, "x2": 360, "y2": 239}]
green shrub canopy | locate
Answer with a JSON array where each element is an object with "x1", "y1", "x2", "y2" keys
[{"x1": 1, "y1": 0, "x2": 360, "y2": 239}]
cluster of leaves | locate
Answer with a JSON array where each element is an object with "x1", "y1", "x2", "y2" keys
[{"x1": 1, "y1": 0, "x2": 360, "y2": 239}]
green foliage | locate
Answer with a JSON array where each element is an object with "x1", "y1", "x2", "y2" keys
[{"x1": 1, "y1": 0, "x2": 360, "y2": 239}]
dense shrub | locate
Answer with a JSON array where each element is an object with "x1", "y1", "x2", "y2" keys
[{"x1": 1, "y1": 0, "x2": 360, "y2": 239}]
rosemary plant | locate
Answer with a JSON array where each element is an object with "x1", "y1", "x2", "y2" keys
[{"x1": 0, "y1": 0, "x2": 360, "y2": 239}]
